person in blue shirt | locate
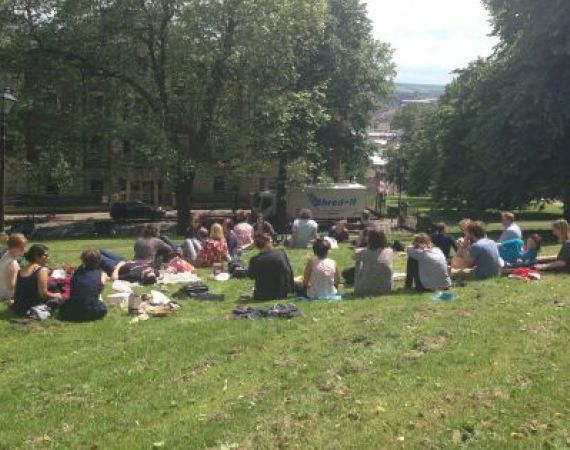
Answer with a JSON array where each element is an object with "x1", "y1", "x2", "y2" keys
[
  {"x1": 452, "y1": 221, "x2": 500, "y2": 280},
  {"x1": 501, "y1": 234, "x2": 542, "y2": 268}
]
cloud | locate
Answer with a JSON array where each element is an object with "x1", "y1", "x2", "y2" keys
[{"x1": 367, "y1": 0, "x2": 498, "y2": 85}]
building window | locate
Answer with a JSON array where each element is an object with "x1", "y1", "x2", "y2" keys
[{"x1": 213, "y1": 177, "x2": 225, "y2": 194}]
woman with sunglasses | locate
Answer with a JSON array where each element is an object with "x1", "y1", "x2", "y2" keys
[{"x1": 12, "y1": 244, "x2": 62, "y2": 316}]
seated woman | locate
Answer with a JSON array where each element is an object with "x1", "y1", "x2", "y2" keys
[
  {"x1": 0, "y1": 233, "x2": 27, "y2": 300},
  {"x1": 99, "y1": 250, "x2": 158, "y2": 285},
  {"x1": 536, "y1": 219, "x2": 570, "y2": 272},
  {"x1": 182, "y1": 214, "x2": 207, "y2": 263},
  {"x1": 451, "y1": 218, "x2": 472, "y2": 269},
  {"x1": 406, "y1": 233, "x2": 451, "y2": 292},
  {"x1": 300, "y1": 238, "x2": 340, "y2": 299},
  {"x1": 197, "y1": 223, "x2": 230, "y2": 267},
  {"x1": 59, "y1": 249, "x2": 107, "y2": 322},
  {"x1": 289, "y1": 209, "x2": 318, "y2": 248},
  {"x1": 223, "y1": 218, "x2": 240, "y2": 260},
  {"x1": 13, "y1": 245, "x2": 63, "y2": 316},
  {"x1": 328, "y1": 220, "x2": 350, "y2": 243},
  {"x1": 134, "y1": 224, "x2": 174, "y2": 264},
  {"x1": 353, "y1": 227, "x2": 393, "y2": 296},
  {"x1": 248, "y1": 233, "x2": 294, "y2": 301},
  {"x1": 234, "y1": 211, "x2": 255, "y2": 249},
  {"x1": 254, "y1": 214, "x2": 277, "y2": 241}
]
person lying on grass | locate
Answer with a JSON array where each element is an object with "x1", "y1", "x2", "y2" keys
[
  {"x1": 405, "y1": 233, "x2": 451, "y2": 292},
  {"x1": 452, "y1": 221, "x2": 501, "y2": 281},
  {"x1": 59, "y1": 249, "x2": 107, "y2": 323},
  {"x1": 12, "y1": 245, "x2": 63, "y2": 316},
  {"x1": 99, "y1": 250, "x2": 159, "y2": 285},
  {"x1": 535, "y1": 219, "x2": 570, "y2": 272},
  {"x1": 248, "y1": 233, "x2": 294, "y2": 301},
  {"x1": 297, "y1": 238, "x2": 340, "y2": 299}
]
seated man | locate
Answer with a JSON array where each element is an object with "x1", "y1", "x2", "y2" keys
[
  {"x1": 498, "y1": 211, "x2": 523, "y2": 243},
  {"x1": 99, "y1": 250, "x2": 158, "y2": 285},
  {"x1": 453, "y1": 221, "x2": 501, "y2": 280},
  {"x1": 248, "y1": 233, "x2": 294, "y2": 301}
]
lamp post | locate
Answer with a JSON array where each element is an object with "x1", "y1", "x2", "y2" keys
[
  {"x1": 1, "y1": 87, "x2": 17, "y2": 232},
  {"x1": 398, "y1": 164, "x2": 405, "y2": 209}
]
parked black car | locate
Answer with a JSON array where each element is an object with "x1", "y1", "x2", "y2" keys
[{"x1": 110, "y1": 201, "x2": 167, "y2": 221}]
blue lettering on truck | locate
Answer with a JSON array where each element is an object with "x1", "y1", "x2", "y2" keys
[{"x1": 308, "y1": 193, "x2": 358, "y2": 208}]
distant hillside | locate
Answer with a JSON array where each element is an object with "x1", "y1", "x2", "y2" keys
[{"x1": 394, "y1": 83, "x2": 445, "y2": 101}]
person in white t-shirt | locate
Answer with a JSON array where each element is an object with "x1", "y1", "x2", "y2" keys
[
  {"x1": 0, "y1": 233, "x2": 27, "y2": 300},
  {"x1": 301, "y1": 238, "x2": 340, "y2": 299},
  {"x1": 289, "y1": 209, "x2": 318, "y2": 248},
  {"x1": 498, "y1": 211, "x2": 522, "y2": 242}
]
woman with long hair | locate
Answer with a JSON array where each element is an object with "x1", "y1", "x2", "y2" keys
[
  {"x1": 197, "y1": 223, "x2": 230, "y2": 267},
  {"x1": 13, "y1": 245, "x2": 62, "y2": 316},
  {"x1": 536, "y1": 219, "x2": 570, "y2": 272}
]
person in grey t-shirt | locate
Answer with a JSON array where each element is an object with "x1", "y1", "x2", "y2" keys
[{"x1": 406, "y1": 233, "x2": 451, "y2": 291}]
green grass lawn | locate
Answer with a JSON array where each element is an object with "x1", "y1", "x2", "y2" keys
[{"x1": 0, "y1": 235, "x2": 569, "y2": 449}]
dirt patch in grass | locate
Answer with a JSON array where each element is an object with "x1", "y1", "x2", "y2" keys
[
  {"x1": 405, "y1": 331, "x2": 451, "y2": 359},
  {"x1": 317, "y1": 370, "x2": 348, "y2": 396}
]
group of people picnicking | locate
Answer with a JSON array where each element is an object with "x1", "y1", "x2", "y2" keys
[{"x1": 1, "y1": 208, "x2": 569, "y2": 323}]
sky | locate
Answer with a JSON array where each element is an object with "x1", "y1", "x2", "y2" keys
[{"x1": 367, "y1": 0, "x2": 498, "y2": 86}]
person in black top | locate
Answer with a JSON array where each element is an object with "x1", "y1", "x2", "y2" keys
[
  {"x1": 431, "y1": 222, "x2": 458, "y2": 260},
  {"x1": 60, "y1": 249, "x2": 107, "y2": 322},
  {"x1": 99, "y1": 249, "x2": 158, "y2": 285},
  {"x1": 536, "y1": 219, "x2": 570, "y2": 272},
  {"x1": 13, "y1": 245, "x2": 62, "y2": 316},
  {"x1": 248, "y1": 233, "x2": 294, "y2": 301},
  {"x1": 253, "y1": 214, "x2": 277, "y2": 240},
  {"x1": 329, "y1": 220, "x2": 350, "y2": 243}
]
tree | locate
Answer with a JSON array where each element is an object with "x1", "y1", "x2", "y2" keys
[{"x1": 402, "y1": 0, "x2": 570, "y2": 215}]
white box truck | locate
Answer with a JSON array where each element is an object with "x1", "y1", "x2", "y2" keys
[{"x1": 252, "y1": 183, "x2": 367, "y2": 224}]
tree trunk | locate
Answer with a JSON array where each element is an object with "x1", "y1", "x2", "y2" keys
[
  {"x1": 175, "y1": 173, "x2": 195, "y2": 235},
  {"x1": 275, "y1": 153, "x2": 288, "y2": 233}
]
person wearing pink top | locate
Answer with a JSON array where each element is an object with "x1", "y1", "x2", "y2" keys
[{"x1": 234, "y1": 211, "x2": 254, "y2": 248}]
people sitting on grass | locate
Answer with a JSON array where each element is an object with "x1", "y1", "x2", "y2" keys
[
  {"x1": 430, "y1": 222, "x2": 457, "y2": 261},
  {"x1": 353, "y1": 227, "x2": 393, "y2": 296},
  {"x1": 289, "y1": 208, "x2": 318, "y2": 248},
  {"x1": 451, "y1": 218, "x2": 472, "y2": 269},
  {"x1": 406, "y1": 233, "x2": 451, "y2": 292},
  {"x1": 328, "y1": 220, "x2": 350, "y2": 243},
  {"x1": 134, "y1": 224, "x2": 174, "y2": 264},
  {"x1": 99, "y1": 250, "x2": 159, "y2": 285},
  {"x1": 59, "y1": 249, "x2": 107, "y2": 322},
  {"x1": 248, "y1": 233, "x2": 294, "y2": 301},
  {"x1": 254, "y1": 214, "x2": 277, "y2": 241},
  {"x1": 222, "y1": 218, "x2": 240, "y2": 260},
  {"x1": 500, "y1": 234, "x2": 542, "y2": 268},
  {"x1": 299, "y1": 238, "x2": 340, "y2": 299},
  {"x1": 536, "y1": 219, "x2": 570, "y2": 272},
  {"x1": 234, "y1": 211, "x2": 255, "y2": 249},
  {"x1": 197, "y1": 223, "x2": 230, "y2": 267},
  {"x1": 453, "y1": 221, "x2": 501, "y2": 280},
  {"x1": 0, "y1": 233, "x2": 27, "y2": 300},
  {"x1": 498, "y1": 211, "x2": 523, "y2": 242},
  {"x1": 13, "y1": 245, "x2": 63, "y2": 316},
  {"x1": 182, "y1": 214, "x2": 206, "y2": 263}
]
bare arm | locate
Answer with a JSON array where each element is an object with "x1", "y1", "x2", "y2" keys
[
  {"x1": 112, "y1": 261, "x2": 126, "y2": 281},
  {"x1": 303, "y1": 260, "x2": 313, "y2": 288},
  {"x1": 7, "y1": 261, "x2": 19, "y2": 292},
  {"x1": 334, "y1": 265, "x2": 341, "y2": 288},
  {"x1": 537, "y1": 260, "x2": 567, "y2": 271},
  {"x1": 37, "y1": 268, "x2": 61, "y2": 300}
]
